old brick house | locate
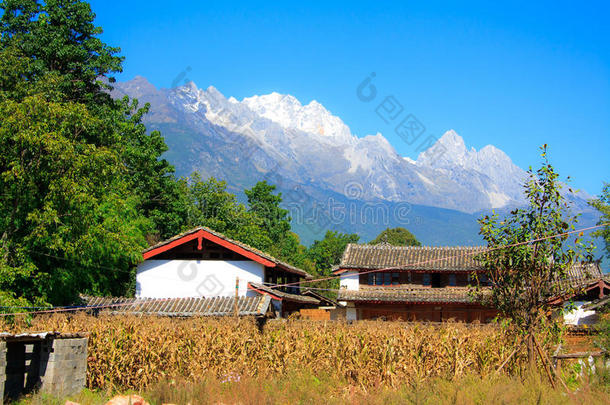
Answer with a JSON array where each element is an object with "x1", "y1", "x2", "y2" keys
[{"x1": 334, "y1": 243, "x2": 608, "y2": 322}]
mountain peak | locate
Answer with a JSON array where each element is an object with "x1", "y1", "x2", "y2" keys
[
  {"x1": 116, "y1": 75, "x2": 157, "y2": 97},
  {"x1": 204, "y1": 85, "x2": 226, "y2": 99},
  {"x1": 416, "y1": 130, "x2": 467, "y2": 167},
  {"x1": 131, "y1": 75, "x2": 154, "y2": 86},
  {"x1": 241, "y1": 91, "x2": 354, "y2": 144},
  {"x1": 244, "y1": 92, "x2": 302, "y2": 107},
  {"x1": 177, "y1": 80, "x2": 199, "y2": 94},
  {"x1": 437, "y1": 129, "x2": 467, "y2": 153}
]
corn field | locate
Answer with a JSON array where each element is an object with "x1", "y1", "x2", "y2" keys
[{"x1": 4, "y1": 314, "x2": 528, "y2": 390}]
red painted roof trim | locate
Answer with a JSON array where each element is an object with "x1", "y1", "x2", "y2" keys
[
  {"x1": 548, "y1": 279, "x2": 610, "y2": 305},
  {"x1": 143, "y1": 229, "x2": 276, "y2": 268}
]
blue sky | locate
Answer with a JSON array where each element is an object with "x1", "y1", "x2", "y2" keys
[{"x1": 90, "y1": 0, "x2": 609, "y2": 196}]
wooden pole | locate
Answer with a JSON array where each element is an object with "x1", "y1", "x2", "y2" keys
[
  {"x1": 496, "y1": 338, "x2": 523, "y2": 375},
  {"x1": 234, "y1": 277, "x2": 239, "y2": 319},
  {"x1": 532, "y1": 334, "x2": 557, "y2": 389},
  {"x1": 533, "y1": 334, "x2": 569, "y2": 391}
]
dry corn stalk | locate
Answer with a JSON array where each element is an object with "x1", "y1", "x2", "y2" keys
[{"x1": 3, "y1": 314, "x2": 526, "y2": 390}]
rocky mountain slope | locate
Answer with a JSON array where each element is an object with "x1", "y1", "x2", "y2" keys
[{"x1": 111, "y1": 77, "x2": 598, "y2": 246}]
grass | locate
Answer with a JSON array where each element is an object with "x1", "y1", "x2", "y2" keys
[{"x1": 13, "y1": 370, "x2": 610, "y2": 405}]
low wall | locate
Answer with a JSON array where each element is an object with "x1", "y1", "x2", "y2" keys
[
  {"x1": 299, "y1": 309, "x2": 330, "y2": 320},
  {"x1": 0, "y1": 335, "x2": 87, "y2": 402}
]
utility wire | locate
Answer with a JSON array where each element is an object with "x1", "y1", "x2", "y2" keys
[
  {"x1": 1, "y1": 223, "x2": 606, "y2": 316},
  {"x1": 265, "y1": 223, "x2": 608, "y2": 290}
]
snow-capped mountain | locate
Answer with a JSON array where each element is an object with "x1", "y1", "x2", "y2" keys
[
  {"x1": 110, "y1": 77, "x2": 596, "y2": 245},
  {"x1": 150, "y1": 78, "x2": 528, "y2": 212}
]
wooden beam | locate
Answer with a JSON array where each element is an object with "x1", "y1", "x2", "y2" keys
[{"x1": 552, "y1": 351, "x2": 605, "y2": 359}]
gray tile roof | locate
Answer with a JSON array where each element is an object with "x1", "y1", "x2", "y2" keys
[
  {"x1": 81, "y1": 295, "x2": 272, "y2": 317},
  {"x1": 338, "y1": 244, "x2": 486, "y2": 272},
  {"x1": 248, "y1": 283, "x2": 320, "y2": 304},
  {"x1": 337, "y1": 287, "x2": 490, "y2": 304},
  {"x1": 556, "y1": 261, "x2": 605, "y2": 290},
  {"x1": 0, "y1": 332, "x2": 87, "y2": 342},
  {"x1": 144, "y1": 226, "x2": 313, "y2": 279},
  {"x1": 302, "y1": 290, "x2": 345, "y2": 307}
]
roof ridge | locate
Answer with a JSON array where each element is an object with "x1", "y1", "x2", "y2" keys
[{"x1": 142, "y1": 226, "x2": 312, "y2": 279}]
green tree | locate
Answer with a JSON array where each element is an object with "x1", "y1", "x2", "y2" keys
[
  {"x1": 0, "y1": 0, "x2": 183, "y2": 305},
  {"x1": 244, "y1": 181, "x2": 291, "y2": 245},
  {"x1": 305, "y1": 230, "x2": 360, "y2": 298},
  {"x1": 183, "y1": 174, "x2": 272, "y2": 250},
  {"x1": 0, "y1": 69, "x2": 152, "y2": 305},
  {"x1": 0, "y1": 0, "x2": 123, "y2": 105},
  {"x1": 477, "y1": 146, "x2": 594, "y2": 375},
  {"x1": 308, "y1": 231, "x2": 360, "y2": 276},
  {"x1": 0, "y1": 0, "x2": 184, "y2": 242},
  {"x1": 369, "y1": 227, "x2": 420, "y2": 246},
  {"x1": 590, "y1": 182, "x2": 610, "y2": 259}
]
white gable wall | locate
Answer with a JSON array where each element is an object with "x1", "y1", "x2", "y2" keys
[
  {"x1": 340, "y1": 271, "x2": 360, "y2": 291},
  {"x1": 136, "y1": 260, "x2": 264, "y2": 298},
  {"x1": 563, "y1": 301, "x2": 598, "y2": 325},
  {"x1": 338, "y1": 271, "x2": 360, "y2": 309}
]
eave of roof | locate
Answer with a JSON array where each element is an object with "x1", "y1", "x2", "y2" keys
[
  {"x1": 81, "y1": 295, "x2": 272, "y2": 317},
  {"x1": 548, "y1": 277, "x2": 610, "y2": 305},
  {"x1": 337, "y1": 287, "x2": 491, "y2": 305},
  {"x1": 333, "y1": 266, "x2": 487, "y2": 274},
  {"x1": 142, "y1": 227, "x2": 313, "y2": 279},
  {"x1": 248, "y1": 282, "x2": 320, "y2": 305},
  {"x1": 582, "y1": 295, "x2": 610, "y2": 311},
  {"x1": 302, "y1": 290, "x2": 344, "y2": 307},
  {"x1": 335, "y1": 244, "x2": 487, "y2": 273}
]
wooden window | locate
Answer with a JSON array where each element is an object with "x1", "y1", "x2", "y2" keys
[
  {"x1": 422, "y1": 273, "x2": 431, "y2": 286},
  {"x1": 368, "y1": 273, "x2": 400, "y2": 286},
  {"x1": 448, "y1": 274, "x2": 456, "y2": 287},
  {"x1": 431, "y1": 273, "x2": 441, "y2": 288}
]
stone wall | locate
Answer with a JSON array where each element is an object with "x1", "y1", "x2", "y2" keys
[
  {"x1": 39, "y1": 337, "x2": 88, "y2": 396},
  {"x1": 0, "y1": 336, "x2": 87, "y2": 402}
]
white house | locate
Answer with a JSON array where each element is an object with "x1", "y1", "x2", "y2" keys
[{"x1": 135, "y1": 227, "x2": 317, "y2": 316}]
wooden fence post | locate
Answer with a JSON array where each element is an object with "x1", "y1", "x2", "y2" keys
[{"x1": 234, "y1": 277, "x2": 239, "y2": 319}]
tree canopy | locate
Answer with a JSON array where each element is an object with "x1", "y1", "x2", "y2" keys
[
  {"x1": 308, "y1": 231, "x2": 360, "y2": 276},
  {"x1": 0, "y1": 0, "x2": 179, "y2": 305},
  {"x1": 369, "y1": 227, "x2": 420, "y2": 246},
  {"x1": 477, "y1": 146, "x2": 594, "y2": 370},
  {"x1": 0, "y1": 0, "x2": 123, "y2": 105},
  {"x1": 590, "y1": 182, "x2": 610, "y2": 259}
]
